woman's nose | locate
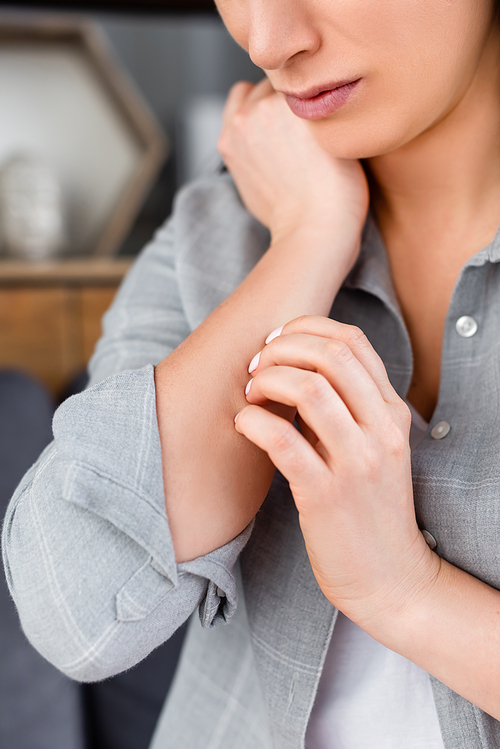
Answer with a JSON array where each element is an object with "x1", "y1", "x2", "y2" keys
[{"x1": 247, "y1": 0, "x2": 320, "y2": 71}]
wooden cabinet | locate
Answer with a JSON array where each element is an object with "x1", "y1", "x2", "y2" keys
[{"x1": 0, "y1": 259, "x2": 132, "y2": 397}]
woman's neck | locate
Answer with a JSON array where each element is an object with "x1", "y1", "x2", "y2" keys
[{"x1": 365, "y1": 22, "x2": 500, "y2": 261}]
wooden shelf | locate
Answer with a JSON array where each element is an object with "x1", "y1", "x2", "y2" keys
[
  {"x1": 0, "y1": 258, "x2": 133, "y2": 284},
  {"x1": 0, "y1": 258, "x2": 132, "y2": 395}
]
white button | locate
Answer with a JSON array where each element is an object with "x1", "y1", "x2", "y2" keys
[
  {"x1": 422, "y1": 530, "x2": 437, "y2": 550},
  {"x1": 456, "y1": 316, "x2": 478, "y2": 338},
  {"x1": 216, "y1": 587, "x2": 225, "y2": 598},
  {"x1": 431, "y1": 421, "x2": 451, "y2": 440}
]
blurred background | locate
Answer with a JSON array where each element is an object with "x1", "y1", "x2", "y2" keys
[
  {"x1": 0, "y1": 2, "x2": 260, "y2": 748},
  {"x1": 0, "y1": 0, "x2": 261, "y2": 400},
  {"x1": 0, "y1": 0, "x2": 261, "y2": 254}
]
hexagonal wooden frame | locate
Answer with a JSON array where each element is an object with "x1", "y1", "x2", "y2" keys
[{"x1": 0, "y1": 13, "x2": 168, "y2": 257}]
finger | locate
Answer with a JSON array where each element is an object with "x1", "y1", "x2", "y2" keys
[
  {"x1": 245, "y1": 77, "x2": 275, "y2": 103},
  {"x1": 266, "y1": 316, "x2": 397, "y2": 406},
  {"x1": 235, "y1": 404, "x2": 329, "y2": 489},
  {"x1": 222, "y1": 78, "x2": 273, "y2": 126},
  {"x1": 246, "y1": 365, "x2": 361, "y2": 458},
  {"x1": 295, "y1": 413, "x2": 318, "y2": 447},
  {"x1": 252, "y1": 333, "x2": 391, "y2": 429},
  {"x1": 222, "y1": 81, "x2": 255, "y2": 125}
]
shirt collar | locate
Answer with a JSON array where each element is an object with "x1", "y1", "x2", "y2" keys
[
  {"x1": 467, "y1": 219, "x2": 500, "y2": 265},
  {"x1": 345, "y1": 208, "x2": 500, "y2": 300},
  {"x1": 343, "y1": 211, "x2": 401, "y2": 318}
]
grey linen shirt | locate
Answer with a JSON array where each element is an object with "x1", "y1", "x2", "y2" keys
[{"x1": 3, "y1": 173, "x2": 500, "y2": 749}]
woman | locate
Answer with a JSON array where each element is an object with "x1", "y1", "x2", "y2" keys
[{"x1": 4, "y1": 1, "x2": 500, "y2": 747}]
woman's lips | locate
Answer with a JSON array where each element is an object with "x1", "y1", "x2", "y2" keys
[{"x1": 284, "y1": 78, "x2": 361, "y2": 120}]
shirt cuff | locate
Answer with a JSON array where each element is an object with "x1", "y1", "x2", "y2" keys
[
  {"x1": 54, "y1": 364, "x2": 254, "y2": 628},
  {"x1": 179, "y1": 519, "x2": 254, "y2": 628}
]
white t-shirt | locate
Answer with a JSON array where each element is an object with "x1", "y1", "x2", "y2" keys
[{"x1": 305, "y1": 402, "x2": 445, "y2": 749}]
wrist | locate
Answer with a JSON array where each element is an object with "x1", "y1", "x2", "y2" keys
[
  {"x1": 357, "y1": 543, "x2": 444, "y2": 649},
  {"x1": 269, "y1": 213, "x2": 363, "y2": 276},
  {"x1": 271, "y1": 204, "x2": 363, "y2": 240}
]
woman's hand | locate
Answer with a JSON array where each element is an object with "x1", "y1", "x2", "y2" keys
[
  {"x1": 218, "y1": 79, "x2": 369, "y2": 250},
  {"x1": 235, "y1": 316, "x2": 441, "y2": 631}
]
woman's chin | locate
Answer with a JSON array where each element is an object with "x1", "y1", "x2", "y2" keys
[{"x1": 307, "y1": 119, "x2": 407, "y2": 162}]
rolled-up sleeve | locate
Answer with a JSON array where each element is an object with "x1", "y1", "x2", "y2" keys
[
  {"x1": 1, "y1": 177, "x2": 255, "y2": 683},
  {"x1": 3, "y1": 367, "x2": 252, "y2": 682}
]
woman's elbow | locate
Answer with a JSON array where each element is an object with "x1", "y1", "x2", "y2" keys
[{"x1": 4, "y1": 495, "x2": 199, "y2": 683}]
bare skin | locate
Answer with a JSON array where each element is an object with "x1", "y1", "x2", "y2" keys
[
  {"x1": 155, "y1": 86, "x2": 369, "y2": 561},
  {"x1": 366, "y1": 21, "x2": 500, "y2": 418},
  {"x1": 155, "y1": 0, "x2": 500, "y2": 722}
]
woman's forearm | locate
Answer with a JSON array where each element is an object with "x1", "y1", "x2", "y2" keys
[
  {"x1": 155, "y1": 222, "x2": 359, "y2": 563},
  {"x1": 364, "y1": 558, "x2": 500, "y2": 720}
]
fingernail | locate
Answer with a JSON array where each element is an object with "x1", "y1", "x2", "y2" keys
[
  {"x1": 245, "y1": 378, "x2": 253, "y2": 396},
  {"x1": 265, "y1": 326, "x2": 283, "y2": 345},
  {"x1": 234, "y1": 412, "x2": 240, "y2": 424},
  {"x1": 248, "y1": 351, "x2": 261, "y2": 373}
]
